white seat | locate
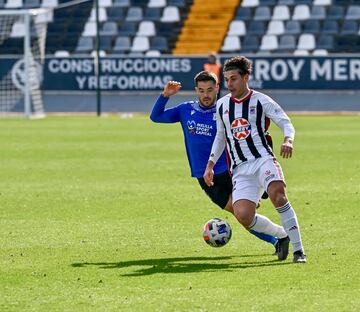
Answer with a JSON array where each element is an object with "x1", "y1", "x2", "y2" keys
[
  {"x1": 35, "y1": 10, "x2": 54, "y2": 23},
  {"x1": 54, "y1": 50, "x2": 70, "y2": 57},
  {"x1": 148, "y1": 0, "x2": 166, "y2": 8},
  {"x1": 313, "y1": 49, "x2": 328, "y2": 56},
  {"x1": 160, "y1": 6, "x2": 180, "y2": 22},
  {"x1": 227, "y1": 21, "x2": 246, "y2": 36},
  {"x1": 260, "y1": 35, "x2": 278, "y2": 51},
  {"x1": 131, "y1": 36, "x2": 150, "y2": 52},
  {"x1": 221, "y1": 36, "x2": 241, "y2": 52},
  {"x1": 82, "y1": 22, "x2": 97, "y2": 37},
  {"x1": 272, "y1": 5, "x2": 290, "y2": 21},
  {"x1": 292, "y1": 5, "x2": 310, "y2": 20},
  {"x1": 5, "y1": 0, "x2": 22, "y2": 8},
  {"x1": 99, "y1": 0, "x2": 112, "y2": 7},
  {"x1": 91, "y1": 50, "x2": 107, "y2": 57},
  {"x1": 145, "y1": 50, "x2": 161, "y2": 57},
  {"x1": 313, "y1": 0, "x2": 331, "y2": 5},
  {"x1": 297, "y1": 34, "x2": 315, "y2": 50},
  {"x1": 89, "y1": 7, "x2": 107, "y2": 22},
  {"x1": 241, "y1": 0, "x2": 259, "y2": 7},
  {"x1": 137, "y1": 21, "x2": 156, "y2": 36},
  {"x1": 10, "y1": 22, "x2": 25, "y2": 38},
  {"x1": 293, "y1": 49, "x2": 310, "y2": 56},
  {"x1": 267, "y1": 21, "x2": 284, "y2": 35},
  {"x1": 41, "y1": 0, "x2": 58, "y2": 7}
]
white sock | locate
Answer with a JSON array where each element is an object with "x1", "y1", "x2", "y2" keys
[
  {"x1": 249, "y1": 214, "x2": 287, "y2": 239},
  {"x1": 277, "y1": 202, "x2": 304, "y2": 253}
]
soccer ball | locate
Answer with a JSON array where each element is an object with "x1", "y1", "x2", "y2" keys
[{"x1": 203, "y1": 218, "x2": 232, "y2": 247}]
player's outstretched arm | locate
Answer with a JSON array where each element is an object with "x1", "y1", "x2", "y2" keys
[{"x1": 149, "y1": 81, "x2": 182, "y2": 123}]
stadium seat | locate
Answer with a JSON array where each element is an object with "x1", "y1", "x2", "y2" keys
[
  {"x1": 5, "y1": 0, "x2": 23, "y2": 8},
  {"x1": 345, "y1": 6, "x2": 360, "y2": 20},
  {"x1": 293, "y1": 49, "x2": 310, "y2": 56},
  {"x1": 160, "y1": 6, "x2": 180, "y2": 22},
  {"x1": 99, "y1": 0, "x2": 112, "y2": 7},
  {"x1": 259, "y1": 35, "x2": 278, "y2": 51},
  {"x1": 221, "y1": 36, "x2": 241, "y2": 52},
  {"x1": 310, "y1": 6, "x2": 326, "y2": 20},
  {"x1": 322, "y1": 20, "x2": 339, "y2": 35},
  {"x1": 107, "y1": 7, "x2": 126, "y2": 21},
  {"x1": 132, "y1": 0, "x2": 148, "y2": 6},
  {"x1": 42, "y1": 0, "x2": 58, "y2": 8},
  {"x1": 241, "y1": 0, "x2": 259, "y2": 7},
  {"x1": 113, "y1": 0, "x2": 130, "y2": 7},
  {"x1": 131, "y1": 36, "x2": 150, "y2": 52},
  {"x1": 150, "y1": 36, "x2": 169, "y2": 52},
  {"x1": 144, "y1": 7, "x2": 162, "y2": 21},
  {"x1": 317, "y1": 35, "x2": 334, "y2": 50},
  {"x1": 23, "y1": 0, "x2": 40, "y2": 8},
  {"x1": 277, "y1": 0, "x2": 294, "y2": 5},
  {"x1": 313, "y1": 0, "x2": 331, "y2": 5},
  {"x1": 259, "y1": 0, "x2": 276, "y2": 5},
  {"x1": 54, "y1": 50, "x2": 70, "y2": 57},
  {"x1": 303, "y1": 20, "x2": 321, "y2": 34},
  {"x1": 285, "y1": 20, "x2": 301, "y2": 35},
  {"x1": 297, "y1": 33, "x2": 315, "y2": 50},
  {"x1": 125, "y1": 7, "x2": 143, "y2": 21},
  {"x1": 335, "y1": 35, "x2": 360, "y2": 52},
  {"x1": 168, "y1": 0, "x2": 186, "y2": 7},
  {"x1": 267, "y1": 20, "x2": 285, "y2": 35},
  {"x1": 292, "y1": 5, "x2": 310, "y2": 20},
  {"x1": 100, "y1": 36, "x2": 113, "y2": 51},
  {"x1": 145, "y1": 50, "x2": 161, "y2": 56},
  {"x1": 148, "y1": 0, "x2": 166, "y2": 8},
  {"x1": 227, "y1": 21, "x2": 246, "y2": 36},
  {"x1": 340, "y1": 21, "x2": 358, "y2": 35},
  {"x1": 272, "y1": 5, "x2": 290, "y2": 21},
  {"x1": 10, "y1": 22, "x2": 25, "y2": 38},
  {"x1": 327, "y1": 6, "x2": 345, "y2": 20},
  {"x1": 137, "y1": 21, "x2": 156, "y2": 36},
  {"x1": 312, "y1": 49, "x2": 328, "y2": 56},
  {"x1": 234, "y1": 7, "x2": 252, "y2": 21},
  {"x1": 278, "y1": 35, "x2": 296, "y2": 51},
  {"x1": 82, "y1": 22, "x2": 97, "y2": 37},
  {"x1": 89, "y1": 7, "x2": 107, "y2": 22},
  {"x1": 118, "y1": 21, "x2": 138, "y2": 36},
  {"x1": 113, "y1": 36, "x2": 131, "y2": 53},
  {"x1": 75, "y1": 37, "x2": 93, "y2": 53},
  {"x1": 254, "y1": 6, "x2": 272, "y2": 21},
  {"x1": 100, "y1": 21, "x2": 118, "y2": 37},
  {"x1": 241, "y1": 35, "x2": 260, "y2": 52},
  {"x1": 247, "y1": 21, "x2": 266, "y2": 36}
]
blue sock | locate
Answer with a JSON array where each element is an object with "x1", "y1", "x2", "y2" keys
[{"x1": 249, "y1": 229, "x2": 278, "y2": 246}]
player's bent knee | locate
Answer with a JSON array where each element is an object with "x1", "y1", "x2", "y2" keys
[{"x1": 233, "y1": 200, "x2": 256, "y2": 227}]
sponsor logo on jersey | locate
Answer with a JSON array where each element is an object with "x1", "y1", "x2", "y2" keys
[
  {"x1": 187, "y1": 120, "x2": 196, "y2": 134},
  {"x1": 231, "y1": 118, "x2": 251, "y2": 141},
  {"x1": 191, "y1": 110, "x2": 195, "y2": 115},
  {"x1": 250, "y1": 106, "x2": 256, "y2": 114}
]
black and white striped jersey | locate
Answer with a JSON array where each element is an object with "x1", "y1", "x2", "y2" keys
[{"x1": 209, "y1": 90, "x2": 295, "y2": 171}]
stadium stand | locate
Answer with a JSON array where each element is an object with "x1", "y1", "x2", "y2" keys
[{"x1": 0, "y1": 0, "x2": 360, "y2": 55}]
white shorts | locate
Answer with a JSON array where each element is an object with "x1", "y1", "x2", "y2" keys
[{"x1": 231, "y1": 157, "x2": 285, "y2": 205}]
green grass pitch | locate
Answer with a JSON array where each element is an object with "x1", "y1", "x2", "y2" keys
[{"x1": 0, "y1": 115, "x2": 359, "y2": 311}]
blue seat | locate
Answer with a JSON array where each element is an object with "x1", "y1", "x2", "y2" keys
[
  {"x1": 310, "y1": 5, "x2": 326, "y2": 20},
  {"x1": 317, "y1": 35, "x2": 334, "y2": 50},
  {"x1": 247, "y1": 21, "x2": 266, "y2": 36},
  {"x1": 254, "y1": 6, "x2": 272, "y2": 21},
  {"x1": 278, "y1": 35, "x2": 296, "y2": 52},
  {"x1": 125, "y1": 7, "x2": 143, "y2": 21},
  {"x1": 284, "y1": 21, "x2": 301, "y2": 35},
  {"x1": 168, "y1": 0, "x2": 186, "y2": 7},
  {"x1": 234, "y1": 7, "x2": 252, "y2": 21},
  {"x1": 150, "y1": 36, "x2": 169, "y2": 52},
  {"x1": 113, "y1": 36, "x2": 131, "y2": 53},
  {"x1": 340, "y1": 20, "x2": 358, "y2": 35},
  {"x1": 322, "y1": 20, "x2": 339, "y2": 35},
  {"x1": 118, "y1": 21, "x2": 138, "y2": 36},
  {"x1": 303, "y1": 20, "x2": 321, "y2": 34},
  {"x1": 144, "y1": 7, "x2": 162, "y2": 21},
  {"x1": 327, "y1": 6, "x2": 344, "y2": 20},
  {"x1": 107, "y1": 7, "x2": 126, "y2": 22},
  {"x1": 241, "y1": 36, "x2": 260, "y2": 53}
]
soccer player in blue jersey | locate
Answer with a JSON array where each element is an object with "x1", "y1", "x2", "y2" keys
[{"x1": 150, "y1": 71, "x2": 288, "y2": 256}]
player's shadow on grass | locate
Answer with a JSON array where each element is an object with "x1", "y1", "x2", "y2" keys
[{"x1": 72, "y1": 255, "x2": 290, "y2": 276}]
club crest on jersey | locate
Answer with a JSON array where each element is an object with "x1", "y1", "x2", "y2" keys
[
  {"x1": 187, "y1": 120, "x2": 196, "y2": 134},
  {"x1": 231, "y1": 118, "x2": 251, "y2": 141}
]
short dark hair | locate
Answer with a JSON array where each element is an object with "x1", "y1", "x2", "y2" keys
[
  {"x1": 223, "y1": 56, "x2": 252, "y2": 76},
  {"x1": 194, "y1": 71, "x2": 218, "y2": 86}
]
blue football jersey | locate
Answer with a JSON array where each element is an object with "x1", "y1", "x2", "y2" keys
[{"x1": 150, "y1": 94, "x2": 228, "y2": 178}]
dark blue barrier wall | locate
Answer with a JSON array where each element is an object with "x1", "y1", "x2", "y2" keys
[{"x1": 1, "y1": 56, "x2": 359, "y2": 91}]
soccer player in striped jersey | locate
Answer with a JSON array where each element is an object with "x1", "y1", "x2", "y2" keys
[
  {"x1": 204, "y1": 56, "x2": 306, "y2": 263},
  {"x1": 150, "y1": 71, "x2": 287, "y2": 255}
]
